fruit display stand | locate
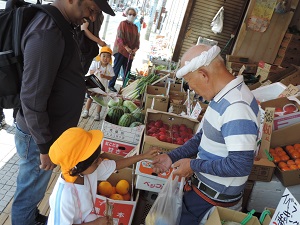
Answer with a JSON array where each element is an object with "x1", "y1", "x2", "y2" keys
[
  {"x1": 260, "y1": 96, "x2": 300, "y2": 130},
  {"x1": 270, "y1": 122, "x2": 300, "y2": 186},
  {"x1": 94, "y1": 167, "x2": 137, "y2": 225},
  {"x1": 142, "y1": 109, "x2": 200, "y2": 154},
  {"x1": 134, "y1": 159, "x2": 175, "y2": 193}
]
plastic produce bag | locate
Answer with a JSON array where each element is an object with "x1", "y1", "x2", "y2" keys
[
  {"x1": 145, "y1": 173, "x2": 185, "y2": 225},
  {"x1": 211, "y1": 7, "x2": 224, "y2": 34}
]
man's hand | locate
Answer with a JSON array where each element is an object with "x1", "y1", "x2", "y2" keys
[
  {"x1": 152, "y1": 153, "x2": 172, "y2": 174},
  {"x1": 98, "y1": 40, "x2": 107, "y2": 47},
  {"x1": 172, "y1": 158, "x2": 193, "y2": 178},
  {"x1": 40, "y1": 154, "x2": 56, "y2": 171}
]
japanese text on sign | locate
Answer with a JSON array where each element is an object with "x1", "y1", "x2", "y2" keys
[{"x1": 270, "y1": 189, "x2": 300, "y2": 225}]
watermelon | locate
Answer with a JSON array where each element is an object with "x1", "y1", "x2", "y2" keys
[
  {"x1": 108, "y1": 97, "x2": 123, "y2": 107},
  {"x1": 106, "y1": 106, "x2": 124, "y2": 125},
  {"x1": 132, "y1": 112, "x2": 145, "y2": 124},
  {"x1": 122, "y1": 106, "x2": 130, "y2": 113},
  {"x1": 123, "y1": 100, "x2": 139, "y2": 113},
  {"x1": 118, "y1": 113, "x2": 136, "y2": 127},
  {"x1": 129, "y1": 122, "x2": 143, "y2": 127}
]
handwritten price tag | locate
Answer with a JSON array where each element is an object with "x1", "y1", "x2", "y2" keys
[
  {"x1": 270, "y1": 188, "x2": 300, "y2": 225},
  {"x1": 278, "y1": 84, "x2": 299, "y2": 98},
  {"x1": 258, "y1": 107, "x2": 275, "y2": 159}
]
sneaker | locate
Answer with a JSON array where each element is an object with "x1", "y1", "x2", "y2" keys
[
  {"x1": 81, "y1": 110, "x2": 89, "y2": 118},
  {"x1": 108, "y1": 86, "x2": 118, "y2": 92},
  {"x1": 94, "y1": 113, "x2": 100, "y2": 121},
  {"x1": 0, "y1": 116, "x2": 6, "y2": 129}
]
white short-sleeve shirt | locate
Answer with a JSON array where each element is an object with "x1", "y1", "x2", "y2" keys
[{"x1": 47, "y1": 160, "x2": 116, "y2": 225}]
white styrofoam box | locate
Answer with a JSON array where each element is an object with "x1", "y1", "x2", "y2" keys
[
  {"x1": 251, "y1": 82, "x2": 287, "y2": 102},
  {"x1": 247, "y1": 175, "x2": 300, "y2": 213},
  {"x1": 101, "y1": 120, "x2": 145, "y2": 145}
]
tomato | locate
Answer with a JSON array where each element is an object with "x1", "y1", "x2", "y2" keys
[
  {"x1": 159, "y1": 127, "x2": 167, "y2": 133},
  {"x1": 187, "y1": 128, "x2": 193, "y2": 134},
  {"x1": 154, "y1": 120, "x2": 163, "y2": 128},
  {"x1": 166, "y1": 137, "x2": 173, "y2": 143},
  {"x1": 163, "y1": 124, "x2": 169, "y2": 130},
  {"x1": 158, "y1": 135, "x2": 167, "y2": 142},
  {"x1": 173, "y1": 132, "x2": 179, "y2": 138}
]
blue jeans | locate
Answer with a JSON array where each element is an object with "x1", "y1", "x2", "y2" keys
[
  {"x1": 179, "y1": 189, "x2": 213, "y2": 225},
  {"x1": 109, "y1": 53, "x2": 133, "y2": 88},
  {"x1": 11, "y1": 126, "x2": 52, "y2": 225}
]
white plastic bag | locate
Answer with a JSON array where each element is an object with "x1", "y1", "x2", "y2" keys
[
  {"x1": 145, "y1": 173, "x2": 185, "y2": 225},
  {"x1": 211, "y1": 7, "x2": 224, "y2": 34}
]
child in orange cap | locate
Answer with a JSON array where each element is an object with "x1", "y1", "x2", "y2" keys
[
  {"x1": 82, "y1": 46, "x2": 115, "y2": 121},
  {"x1": 47, "y1": 127, "x2": 157, "y2": 225}
]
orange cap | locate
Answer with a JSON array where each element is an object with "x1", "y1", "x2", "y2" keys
[
  {"x1": 49, "y1": 127, "x2": 103, "y2": 183},
  {"x1": 100, "y1": 46, "x2": 112, "y2": 55}
]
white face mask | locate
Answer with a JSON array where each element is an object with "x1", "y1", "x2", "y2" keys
[{"x1": 127, "y1": 15, "x2": 135, "y2": 23}]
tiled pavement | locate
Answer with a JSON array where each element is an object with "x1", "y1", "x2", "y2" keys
[{"x1": 0, "y1": 109, "x2": 18, "y2": 214}]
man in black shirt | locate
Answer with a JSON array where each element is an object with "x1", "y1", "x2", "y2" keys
[{"x1": 11, "y1": 0, "x2": 114, "y2": 225}]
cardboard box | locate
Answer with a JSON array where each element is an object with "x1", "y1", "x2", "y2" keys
[
  {"x1": 271, "y1": 122, "x2": 300, "y2": 186},
  {"x1": 261, "y1": 208, "x2": 275, "y2": 225},
  {"x1": 226, "y1": 55, "x2": 249, "y2": 63},
  {"x1": 248, "y1": 158, "x2": 275, "y2": 182},
  {"x1": 260, "y1": 97, "x2": 300, "y2": 130},
  {"x1": 94, "y1": 168, "x2": 137, "y2": 225},
  {"x1": 226, "y1": 62, "x2": 258, "y2": 74},
  {"x1": 144, "y1": 86, "x2": 169, "y2": 112},
  {"x1": 101, "y1": 121, "x2": 145, "y2": 145},
  {"x1": 251, "y1": 82, "x2": 287, "y2": 102},
  {"x1": 280, "y1": 66, "x2": 300, "y2": 86},
  {"x1": 101, "y1": 138, "x2": 136, "y2": 157},
  {"x1": 135, "y1": 159, "x2": 174, "y2": 192},
  {"x1": 205, "y1": 206, "x2": 261, "y2": 225},
  {"x1": 168, "y1": 103, "x2": 187, "y2": 114},
  {"x1": 142, "y1": 109, "x2": 200, "y2": 154}
]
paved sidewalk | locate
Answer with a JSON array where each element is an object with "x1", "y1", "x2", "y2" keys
[{"x1": 0, "y1": 109, "x2": 18, "y2": 214}]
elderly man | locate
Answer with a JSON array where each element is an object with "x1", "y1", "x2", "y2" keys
[
  {"x1": 11, "y1": 0, "x2": 114, "y2": 224},
  {"x1": 152, "y1": 44, "x2": 260, "y2": 224}
]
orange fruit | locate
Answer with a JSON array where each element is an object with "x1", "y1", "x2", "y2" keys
[
  {"x1": 122, "y1": 192, "x2": 131, "y2": 201},
  {"x1": 111, "y1": 186, "x2": 117, "y2": 194},
  {"x1": 278, "y1": 162, "x2": 287, "y2": 169},
  {"x1": 275, "y1": 147, "x2": 284, "y2": 153},
  {"x1": 289, "y1": 164, "x2": 298, "y2": 170},
  {"x1": 281, "y1": 166, "x2": 291, "y2": 171},
  {"x1": 116, "y1": 179, "x2": 130, "y2": 195},
  {"x1": 277, "y1": 151, "x2": 287, "y2": 157},
  {"x1": 295, "y1": 159, "x2": 300, "y2": 164},
  {"x1": 109, "y1": 193, "x2": 124, "y2": 200},
  {"x1": 270, "y1": 152, "x2": 278, "y2": 158},
  {"x1": 294, "y1": 143, "x2": 300, "y2": 150},
  {"x1": 269, "y1": 148, "x2": 275, "y2": 154},
  {"x1": 98, "y1": 181, "x2": 113, "y2": 196},
  {"x1": 297, "y1": 164, "x2": 300, "y2": 169},
  {"x1": 287, "y1": 160, "x2": 295, "y2": 165},
  {"x1": 291, "y1": 152, "x2": 300, "y2": 159},
  {"x1": 280, "y1": 155, "x2": 290, "y2": 162},
  {"x1": 273, "y1": 155, "x2": 281, "y2": 163},
  {"x1": 285, "y1": 145, "x2": 294, "y2": 151}
]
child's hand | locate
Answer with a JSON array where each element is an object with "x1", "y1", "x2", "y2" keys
[
  {"x1": 142, "y1": 147, "x2": 161, "y2": 160},
  {"x1": 94, "y1": 216, "x2": 112, "y2": 225},
  {"x1": 100, "y1": 74, "x2": 105, "y2": 78}
]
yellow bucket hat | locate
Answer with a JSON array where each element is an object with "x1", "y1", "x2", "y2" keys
[
  {"x1": 49, "y1": 127, "x2": 103, "y2": 183},
  {"x1": 95, "y1": 46, "x2": 113, "y2": 64},
  {"x1": 100, "y1": 46, "x2": 112, "y2": 55}
]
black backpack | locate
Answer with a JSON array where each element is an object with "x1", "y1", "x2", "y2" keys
[{"x1": 0, "y1": 0, "x2": 72, "y2": 109}]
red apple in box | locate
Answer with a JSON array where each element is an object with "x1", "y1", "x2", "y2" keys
[{"x1": 283, "y1": 103, "x2": 298, "y2": 114}]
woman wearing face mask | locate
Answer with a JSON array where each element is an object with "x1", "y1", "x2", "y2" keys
[{"x1": 108, "y1": 7, "x2": 140, "y2": 92}]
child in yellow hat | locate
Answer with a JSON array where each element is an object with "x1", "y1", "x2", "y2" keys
[
  {"x1": 82, "y1": 46, "x2": 115, "y2": 121},
  {"x1": 47, "y1": 127, "x2": 157, "y2": 225}
]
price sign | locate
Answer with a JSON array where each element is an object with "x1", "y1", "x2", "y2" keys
[
  {"x1": 258, "y1": 107, "x2": 275, "y2": 159},
  {"x1": 278, "y1": 84, "x2": 299, "y2": 98},
  {"x1": 270, "y1": 188, "x2": 300, "y2": 225}
]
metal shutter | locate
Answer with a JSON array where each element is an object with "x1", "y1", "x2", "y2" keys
[{"x1": 172, "y1": 0, "x2": 248, "y2": 61}]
